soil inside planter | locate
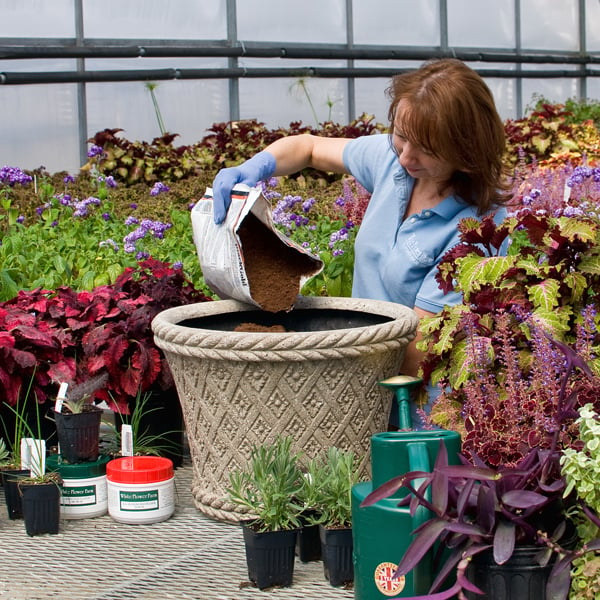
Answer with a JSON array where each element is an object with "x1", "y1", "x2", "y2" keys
[
  {"x1": 180, "y1": 308, "x2": 391, "y2": 333},
  {"x1": 234, "y1": 322, "x2": 288, "y2": 332},
  {"x1": 238, "y1": 212, "x2": 320, "y2": 313}
]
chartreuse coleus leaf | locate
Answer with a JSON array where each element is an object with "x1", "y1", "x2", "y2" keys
[
  {"x1": 418, "y1": 305, "x2": 470, "y2": 356},
  {"x1": 455, "y1": 255, "x2": 517, "y2": 299},
  {"x1": 529, "y1": 306, "x2": 573, "y2": 336},
  {"x1": 557, "y1": 215, "x2": 597, "y2": 243},
  {"x1": 527, "y1": 278, "x2": 560, "y2": 311},
  {"x1": 561, "y1": 271, "x2": 590, "y2": 303},
  {"x1": 447, "y1": 335, "x2": 494, "y2": 389},
  {"x1": 578, "y1": 253, "x2": 600, "y2": 275},
  {"x1": 517, "y1": 255, "x2": 546, "y2": 277}
]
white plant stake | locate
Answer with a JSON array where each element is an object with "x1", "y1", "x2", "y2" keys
[
  {"x1": 55, "y1": 381, "x2": 69, "y2": 413},
  {"x1": 121, "y1": 424, "x2": 134, "y2": 457},
  {"x1": 20, "y1": 438, "x2": 46, "y2": 478}
]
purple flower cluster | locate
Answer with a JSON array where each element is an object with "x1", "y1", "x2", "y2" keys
[
  {"x1": 566, "y1": 165, "x2": 600, "y2": 186},
  {"x1": 73, "y1": 196, "x2": 102, "y2": 218},
  {"x1": 98, "y1": 175, "x2": 117, "y2": 189},
  {"x1": 87, "y1": 145, "x2": 104, "y2": 158},
  {"x1": 150, "y1": 182, "x2": 170, "y2": 196},
  {"x1": 123, "y1": 219, "x2": 172, "y2": 253},
  {"x1": 328, "y1": 227, "x2": 349, "y2": 248},
  {"x1": 0, "y1": 166, "x2": 32, "y2": 187},
  {"x1": 272, "y1": 195, "x2": 313, "y2": 230},
  {"x1": 510, "y1": 162, "x2": 600, "y2": 219},
  {"x1": 258, "y1": 178, "x2": 281, "y2": 202}
]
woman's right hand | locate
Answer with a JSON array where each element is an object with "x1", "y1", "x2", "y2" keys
[{"x1": 211, "y1": 151, "x2": 276, "y2": 224}]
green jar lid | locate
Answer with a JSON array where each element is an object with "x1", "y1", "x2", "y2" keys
[{"x1": 46, "y1": 454, "x2": 111, "y2": 479}]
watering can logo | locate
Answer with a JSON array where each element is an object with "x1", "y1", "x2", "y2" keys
[{"x1": 374, "y1": 562, "x2": 405, "y2": 596}]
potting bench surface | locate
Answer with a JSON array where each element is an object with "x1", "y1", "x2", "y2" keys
[{"x1": 0, "y1": 459, "x2": 355, "y2": 600}]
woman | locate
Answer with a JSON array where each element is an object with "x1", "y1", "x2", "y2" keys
[{"x1": 211, "y1": 58, "x2": 510, "y2": 425}]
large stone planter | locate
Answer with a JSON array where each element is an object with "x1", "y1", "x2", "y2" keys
[{"x1": 152, "y1": 296, "x2": 418, "y2": 522}]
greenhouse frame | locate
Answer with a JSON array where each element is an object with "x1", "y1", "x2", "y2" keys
[{"x1": 1, "y1": 0, "x2": 600, "y2": 173}]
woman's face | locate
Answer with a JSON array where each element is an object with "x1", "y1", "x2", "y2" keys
[{"x1": 392, "y1": 100, "x2": 455, "y2": 184}]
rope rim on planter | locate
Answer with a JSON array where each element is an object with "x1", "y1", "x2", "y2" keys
[{"x1": 152, "y1": 297, "x2": 419, "y2": 362}]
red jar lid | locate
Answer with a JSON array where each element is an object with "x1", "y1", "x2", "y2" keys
[{"x1": 106, "y1": 456, "x2": 174, "y2": 484}]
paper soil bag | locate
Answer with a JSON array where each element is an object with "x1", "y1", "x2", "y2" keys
[{"x1": 191, "y1": 185, "x2": 323, "y2": 312}]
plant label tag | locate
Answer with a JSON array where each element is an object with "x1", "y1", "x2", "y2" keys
[
  {"x1": 121, "y1": 424, "x2": 134, "y2": 457},
  {"x1": 55, "y1": 382, "x2": 69, "y2": 412},
  {"x1": 21, "y1": 438, "x2": 46, "y2": 477}
]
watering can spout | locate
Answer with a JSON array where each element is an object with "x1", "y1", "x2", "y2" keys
[{"x1": 378, "y1": 375, "x2": 423, "y2": 430}]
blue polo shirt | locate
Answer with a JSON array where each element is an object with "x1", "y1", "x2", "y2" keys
[{"x1": 343, "y1": 134, "x2": 506, "y2": 312}]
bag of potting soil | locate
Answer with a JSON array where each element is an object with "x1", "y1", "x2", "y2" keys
[{"x1": 191, "y1": 185, "x2": 323, "y2": 312}]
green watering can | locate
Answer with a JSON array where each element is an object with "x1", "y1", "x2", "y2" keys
[{"x1": 351, "y1": 375, "x2": 461, "y2": 599}]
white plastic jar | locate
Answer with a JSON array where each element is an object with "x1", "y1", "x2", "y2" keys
[
  {"x1": 47, "y1": 454, "x2": 110, "y2": 519},
  {"x1": 106, "y1": 456, "x2": 175, "y2": 524}
]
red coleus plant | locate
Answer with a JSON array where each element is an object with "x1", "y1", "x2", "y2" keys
[
  {"x1": 0, "y1": 302, "x2": 76, "y2": 406},
  {"x1": 0, "y1": 259, "x2": 211, "y2": 413},
  {"x1": 79, "y1": 259, "x2": 212, "y2": 413}
]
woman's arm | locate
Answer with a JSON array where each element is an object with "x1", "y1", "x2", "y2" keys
[
  {"x1": 212, "y1": 134, "x2": 351, "y2": 223},
  {"x1": 264, "y1": 134, "x2": 350, "y2": 176},
  {"x1": 400, "y1": 306, "x2": 435, "y2": 377}
]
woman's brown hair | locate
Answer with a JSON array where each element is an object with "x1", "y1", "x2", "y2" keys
[{"x1": 386, "y1": 58, "x2": 509, "y2": 213}]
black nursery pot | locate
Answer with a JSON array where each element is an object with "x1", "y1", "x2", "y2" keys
[
  {"x1": 296, "y1": 511, "x2": 322, "y2": 563},
  {"x1": 241, "y1": 521, "x2": 298, "y2": 589},
  {"x1": 466, "y1": 546, "x2": 555, "y2": 600},
  {"x1": 20, "y1": 481, "x2": 61, "y2": 536},
  {"x1": 320, "y1": 525, "x2": 354, "y2": 587},
  {"x1": 54, "y1": 407, "x2": 102, "y2": 463},
  {"x1": 1, "y1": 469, "x2": 29, "y2": 519}
]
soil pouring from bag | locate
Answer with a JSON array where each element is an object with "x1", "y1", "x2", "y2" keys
[{"x1": 236, "y1": 212, "x2": 319, "y2": 319}]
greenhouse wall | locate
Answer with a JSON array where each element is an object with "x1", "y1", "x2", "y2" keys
[{"x1": 1, "y1": 0, "x2": 599, "y2": 174}]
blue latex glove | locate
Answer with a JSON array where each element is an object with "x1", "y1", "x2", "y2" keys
[{"x1": 212, "y1": 151, "x2": 276, "y2": 224}]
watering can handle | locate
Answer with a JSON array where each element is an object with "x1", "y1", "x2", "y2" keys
[
  {"x1": 407, "y1": 441, "x2": 434, "y2": 594},
  {"x1": 407, "y1": 441, "x2": 432, "y2": 528}
]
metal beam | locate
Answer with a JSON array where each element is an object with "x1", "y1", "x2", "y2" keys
[{"x1": 1, "y1": 67, "x2": 592, "y2": 86}]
